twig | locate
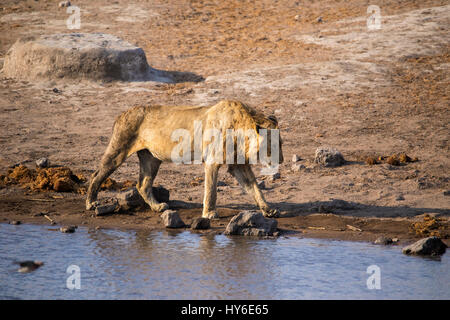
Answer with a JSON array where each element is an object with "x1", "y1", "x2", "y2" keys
[{"x1": 28, "y1": 198, "x2": 55, "y2": 202}]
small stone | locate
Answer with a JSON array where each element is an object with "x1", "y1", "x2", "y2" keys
[
  {"x1": 374, "y1": 236, "x2": 393, "y2": 245},
  {"x1": 58, "y1": 1, "x2": 71, "y2": 8},
  {"x1": 396, "y1": 195, "x2": 405, "y2": 201},
  {"x1": 36, "y1": 157, "x2": 49, "y2": 168},
  {"x1": 314, "y1": 147, "x2": 345, "y2": 167},
  {"x1": 258, "y1": 181, "x2": 266, "y2": 189},
  {"x1": 217, "y1": 181, "x2": 228, "y2": 187},
  {"x1": 95, "y1": 203, "x2": 117, "y2": 216},
  {"x1": 9, "y1": 220, "x2": 21, "y2": 225},
  {"x1": 52, "y1": 87, "x2": 60, "y2": 93},
  {"x1": 268, "y1": 172, "x2": 280, "y2": 182},
  {"x1": 292, "y1": 154, "x2": 301, "y2": 162},
  {"x1": 402, "y1": 236, "x2": 447, "y2": 256},
  {"x1": 294, "y1": 14, "x2": 301, "y2": 21},
  {"x1": 291, "y1": 163, "x2": 305, "y2": 172},
  {"x1": 317, "y1": 16, "x2": 323, "y2": 23},
  {"x1": 160, "y1": 210, "x2": 185, "y2": 228},
  {"x1": 60, "y1": 225, "x2": 76, "y2": 233},
  {"x1": 191, "y1": 217, "x2": 211, "y2": 230}
]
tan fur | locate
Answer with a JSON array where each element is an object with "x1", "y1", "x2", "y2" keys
[{"x1": 86, "y1": 100, "x2": 283, "y2": 218}]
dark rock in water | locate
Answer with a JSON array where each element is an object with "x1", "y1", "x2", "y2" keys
[
  {"x1": 191, "y1": 217, "x2": 211, "y2": 230},
  {"x1": 374, "y1": 236, "x2": 393, "y2": 245},
  {"x1": 160, "y1": 210, "x2": 185, "y2": 228},
  {"x1": 15, "y1": 260, "x2": 44, "y2": 273},
  {"x1": 224, "y1": 210, "x2": 278, "y2": 236},
  {"x1": 153, "y1": 185, "x2": 170, "y2": 203},
  {"x1": 60, "y1": 225, "x2": 76, "y2": 233},
  {"x1": 36, "y1": 157, "x2": 49, "y2": 168},
  {"x1": 402, "y1": 236, "x2": 447, "y2": 256},
  {"x1": 314, "y1": 147, "x2": 345, "y2": 167},
  {"x1": 9, "y1": 220, "x2": 21, "y2": 225}
]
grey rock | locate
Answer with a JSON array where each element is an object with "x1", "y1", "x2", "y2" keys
[
  {"x1": 36, "y1": 157, "x2": 49, "y2": 168},
  {"x1": 95, "y1": 203, "x2": 117, "y2": 216},
  {"x1": 3, "y1": 33, "x2": 173, "y2": 82},
  {"x1": 444, "y1": 190, "x2": 450, "y2": 196},
  {"x1": 191, "y1": 217, "x2": 211, "y2": 230},
  {"x1": 117, "y1": 187, "x2": 145, "y2": 209},
  {"x1": 402, "y1": 236, "x2": 447, "y2": 256},
  {"x1": 396, "y1": 194, "x2": 405, "y2": 201},
  {"x1": 60, "y1": 225, "x2": 76, "y2": 233},
  {"x1": 224, "y1": 211, "x2": 278, "y2": 236},
  {"x1": 258, "y1": 181, "x2": 266, "y2": 190},
  {"x1": 314, "y1": 147, "x2": 345, "y2": 167},
  {"x1": 58, "y1": 1, "x2": 71, "y2": 7},
  {"x1": 268, "y1": 172, "x2": 280, "y2": 182},
  {"x1": 217, "y1": 181, "x2": 228, "y2": 187},
  {"x1": 160, "y1": 210, "x2": 185, "y2": 228},
  {"x1": 374, "y1": 236, "x2": 393, "y2": 245}
]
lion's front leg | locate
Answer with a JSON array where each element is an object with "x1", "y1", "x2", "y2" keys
[{"x1": 202, "y1": 163, "x2": 220, "y2": 219}]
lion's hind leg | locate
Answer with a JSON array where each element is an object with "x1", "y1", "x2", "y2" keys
[
  {"x1": 136, "y1": 149, "x2": 168, "y2": 213},
  {"x1": 228, "y1": 164, "x2": 279, "y2": 218},
  {"x1": 86, "y1": 144, "x2": 129, "y2": 210}
]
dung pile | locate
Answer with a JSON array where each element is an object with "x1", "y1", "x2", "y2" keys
[
  {"x1": 409, "y1": 214, "x2": 447, "y2": 238},
  {"x1": 3, "y1": 33, "x2": 172, "y2": 82},
  {"x1": 365, "y1": 153, "x2": 418, "y2": 166},
  {"x1": 0, "y1": 165, "x2": 135, "y2": 194}
]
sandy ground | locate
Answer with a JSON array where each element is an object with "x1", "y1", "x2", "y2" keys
[{"x1": 0, "y1": 0, "x2": 449, "y2": 244}]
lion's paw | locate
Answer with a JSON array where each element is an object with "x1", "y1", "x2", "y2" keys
[
  {"x1": 153, "y1": 202, "x2": 169, "y2": 213},
  {"x1": 263, "y1": 208, "x2": 280, "y2": 218},
  {"x1": 202, "y1": 210, "x2": 219, "y2": 220}
]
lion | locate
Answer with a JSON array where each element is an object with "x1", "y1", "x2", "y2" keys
[{"x1": 86, "y1": 100, "x2": 283, "y2": 219}]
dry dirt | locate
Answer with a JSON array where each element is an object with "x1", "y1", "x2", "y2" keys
[{"x1": 0, "y1": 0, "x2": 449, "y2": 244}]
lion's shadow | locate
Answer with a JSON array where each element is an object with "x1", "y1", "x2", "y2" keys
[{"x1": 169, "y1": 198, "x2": 450, "y2": 219}]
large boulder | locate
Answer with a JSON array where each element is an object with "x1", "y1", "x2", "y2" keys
[
  {"x1": 224, "y1": 211, "x2": 278, "y2": 236},
  {"x1": 402, "y1": 236, "x2": 447, "y2": 256},
  {"x1": 3, "y1": 33, "x2": 172, "y2": 82}
]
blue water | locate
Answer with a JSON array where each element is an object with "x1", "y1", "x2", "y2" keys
[{"x1": 0, "y1": 223, "x2": 448, "y2": 299}]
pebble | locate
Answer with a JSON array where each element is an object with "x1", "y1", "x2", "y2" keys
[{"x1": 36, "y1": 157, "x2": 49, "y2": 168}]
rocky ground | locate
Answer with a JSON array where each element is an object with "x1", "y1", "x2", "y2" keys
[{"x1": 0, "y1": 0, "x2": 449, "y2": 244}]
